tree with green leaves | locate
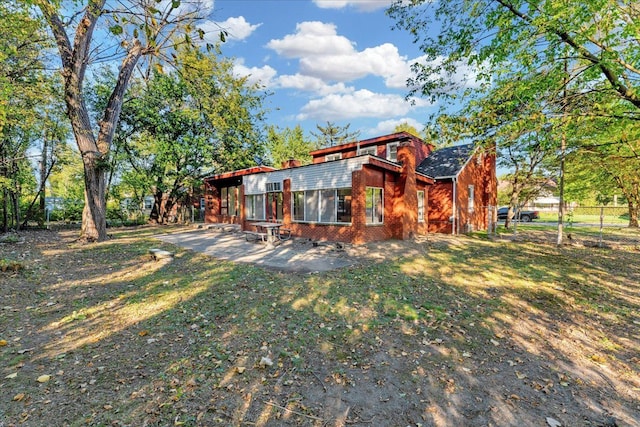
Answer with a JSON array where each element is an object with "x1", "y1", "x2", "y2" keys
[
  {"x1": 108, "y1": 47, "x2": 267, "y2": 224},
  {"x1": 265, "y1": 125, "x2": 316, "y2": 167},
  {"x1": 1, "y1": 3, "x2": 54, "y2": 231},
  {"x1": 564, "y1": 95, "x2": 640, "y2": 227},
  {"x1": 310, "y1": 121, "x2": 360, "y2": 147},
  {"x1": 32, "y1": 0, "x2": 215, "y2": 241},
  {"x1": 388, "y1": 0, "x2": 640, "y2": 114}
]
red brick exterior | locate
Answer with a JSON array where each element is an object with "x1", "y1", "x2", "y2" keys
[
  {"x1": 427, "y1": 147, "x2": 497, "y2": 234},
  {"x1": 310, "y1": 132, "x2": 432, "y2": 165},
  {"x1": 203, "y1": 133, "x2": 496, "y2": 242}
]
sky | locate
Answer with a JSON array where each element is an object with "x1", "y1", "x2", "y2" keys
[{"x1": 202, "y1": 0, "x2": 435, "y2": 139}]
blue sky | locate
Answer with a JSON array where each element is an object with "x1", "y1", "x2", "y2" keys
[{"x1": 202, "y1": 0, "x2": 436, "y2": 138}]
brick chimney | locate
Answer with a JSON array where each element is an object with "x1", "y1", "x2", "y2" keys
[
  {"x1": 398, "y1": 142, "x2": 418, "y2": 240},
  {"x1": 281, "y1": 159, "x2": 302, "y2": 169}
]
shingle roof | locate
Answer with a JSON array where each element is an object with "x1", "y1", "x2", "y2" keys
[{"x1": 416, "y1": 143, "x2": 475, "y2": 179}]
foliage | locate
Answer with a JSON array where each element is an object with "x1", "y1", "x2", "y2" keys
[
  {"x1": 108, "y1": 47, "x2": 267, "y2": 223},
  {"x1": 310, "y1": 121, "x2": 360, "y2": 147},
  {"x1": 564, "y1": 96, "x2": 640, "y2": 227},
  {"x1": 0, "y1": 3, "x2": 55, "y2": 231},
  {"x1": 388, "y1": 0, "x2": 640, "y2": 114},
  {"x1": 265, "y1": 124, "x2": 316, "y2": 166}
]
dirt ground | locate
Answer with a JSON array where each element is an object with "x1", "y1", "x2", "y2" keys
[{"x1": 0, "y1": 226, "x2": 638, "y2": 427}]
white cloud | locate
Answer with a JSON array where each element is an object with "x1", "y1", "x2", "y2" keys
[
  {"x1": 277, "y1": 74, "x2": 353, "y2": 96},
  {"x1": 267, "y1": 22, "x2": 417, "y2": 89},
  {"x1": 233, "y1": 60, "x2": 277, "y2": 87},
  {"x1": 296, "y1": 89, "x2": 426, "y2": 120},
  {"x1": 369, "y1": 118, "x2": 425, "y2": 135},
  {"x1": 200, "y1": 16, "x2": 261, "y2": 42},
  {"x1": 312, "y1": 0, "x2": 394, "y2": 12},
  {"x1": 266, "y1": 22, "x2": 355, "y2": 58}
]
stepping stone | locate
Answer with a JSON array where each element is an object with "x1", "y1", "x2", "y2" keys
[{"x1": 149, "y1": 248, "x2": 174, "y2": 260}]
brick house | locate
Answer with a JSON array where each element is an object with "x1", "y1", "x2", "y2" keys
[
  {"x1": 203, "y1": 132, "x2": 496, "y2": 243},
  {"x1": 416, "y1": 143, "x2": 497, "y2": 234}
]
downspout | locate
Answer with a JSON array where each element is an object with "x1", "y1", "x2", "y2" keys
[{"x1": 452, "y1": 177, "x2": 457, "y2": 235}]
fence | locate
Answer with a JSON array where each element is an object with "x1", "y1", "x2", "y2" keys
[{"x1": 495, "y1": 205, "x2": 638, "y2": 247}]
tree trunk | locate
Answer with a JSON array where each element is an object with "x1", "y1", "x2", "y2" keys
[
  {"x1": 149, "y1": 190, "x2": 164, "y2": 224},
  {"x1": 81, "y1": 154, "x2": 108, "y2": 240},
  {"x1": 628, "y1": 200, "x2": 639, "y2": 228}
]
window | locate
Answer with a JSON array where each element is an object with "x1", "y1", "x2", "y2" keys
[
  {"x1": 468, "y1": 185, "x2": 475, "y2": 211},
  {"x1": 366, "y1": 187, "x2": 384, "y2": 224},
  {"x1": 293, "y1": 189, "x2": 351, "y2": 223},
  {"x1": 417, "y1": 191, "x2": 425, "y2": 222},
  {"x1": 292, "y1": 191, "x2": 304, "y2": 221},
  {"x1": 266, "y1": 182, "x2": 281, "y2": 192},
  {"x1": 200, "y1": 198, "x2": 206, "y2": 210},
  {"x1": 245, "y1": 194, "x2": 265, "y2": 220},
  {"x1": 359, "y1": 147, "x2": 376, "y2": 156},
  {"x1": 325, "y1": 153, "x2": 342, "y2": 161},
  {"x1": 320, "y1": 189, "x2": 336, "y2": 223},
  {"x1": 220, "y1": 185, "x2": 239, "y2": 216},
  {"x1": 305, "y1": 190, "x2": 319, "y2": 221},
  {"x1": 144, "y1": 198, "x2": 153, "y2": 210},
  {"x1": 386, "y1": 143, "x2": 398, "y2": 162}
]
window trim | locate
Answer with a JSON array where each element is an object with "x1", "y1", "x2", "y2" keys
[
  {"x1": 417, "y1": 190, "x2": 425, "y2": 222},
  {"x1": 325, "y1": 153, "x2": 342, "y2": 161}
]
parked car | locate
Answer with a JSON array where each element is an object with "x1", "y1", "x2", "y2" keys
[{"x1": 497, "y1": 207, "x2": 539, "y2": 222}]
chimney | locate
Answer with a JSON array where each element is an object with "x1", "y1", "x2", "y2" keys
[{"x1": 281, "y1": 159, "x2": 302, "y2": 169}]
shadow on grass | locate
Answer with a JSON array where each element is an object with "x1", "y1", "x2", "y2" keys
[{"x1": 0, "y1": 228, "x2": 638, "y2": 426}]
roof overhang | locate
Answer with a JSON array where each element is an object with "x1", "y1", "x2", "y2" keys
[{"x1": 204, "y1": 166, "x2": 277, "y2": 183}]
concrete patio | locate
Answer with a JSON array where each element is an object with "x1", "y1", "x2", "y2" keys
[{"x1": 153, "y1": 225, "x2": 356, "y2": 273}]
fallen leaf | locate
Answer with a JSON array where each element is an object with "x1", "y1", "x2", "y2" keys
[
  {"x1": 236, "y1": 367, "x2": 246, "y2": 374},
  {"x1": 490, "y1": 339, "x2": 500, "y2": 346},
  {"x1": 36, "y1": 375, "x2": 51, "y2": 383},
  {"x1": 509, "y1": 394, "x2": 520, "y2": 400},
  {"x1": 13, "y1": 393, "x2": 25, "y2": 401},
  {"x1": 515, "y1": 371, "x2": 527, "y2": 380},
  {"x1": 5, "y1": 372, "x2": 18, "y2": 379},
  {"x1": 0, "y1": 339, "x2": 7, "y2": 346},
  {"x1": 546, "y1": 417, "x2": 562, "y2": 427},
  {"x1": 103, "y1": 404, "x2": 113, "y2": 410},
  {"x1": 138, "y1": 330, "x2": 149, "y2": 337}
]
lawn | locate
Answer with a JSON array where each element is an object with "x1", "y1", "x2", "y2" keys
[{"x1": 1, "y1": 226, "x2": 638, "y2": 426}]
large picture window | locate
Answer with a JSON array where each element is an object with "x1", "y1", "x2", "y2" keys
[
  {"x1": 245, "y1": 194, "x2": 265, "y2": 220},
  {"x1": 366, "y1": 187, "x2": 383, "y2": 224},
  {"x1": 293, "y1": 189, "x2": 351, "y2": 223},
  {"x1": 417, "y1": 190, "x2": 425, "y2": 222}
]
